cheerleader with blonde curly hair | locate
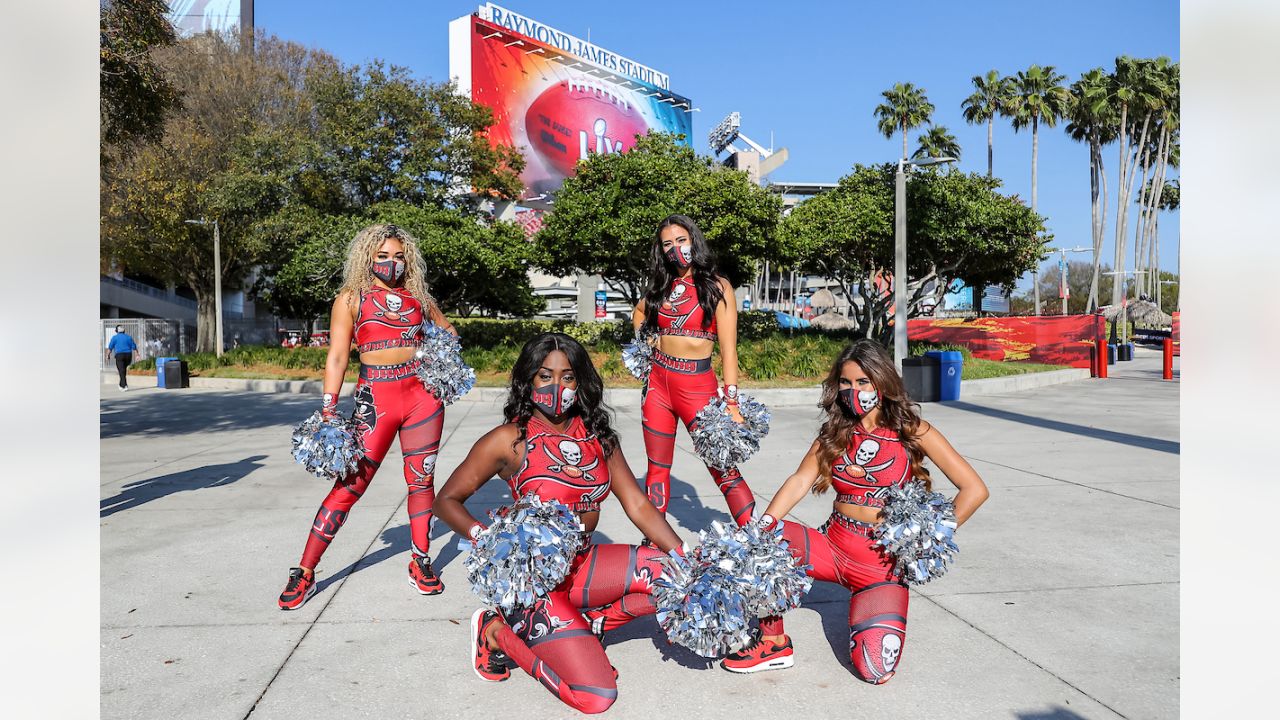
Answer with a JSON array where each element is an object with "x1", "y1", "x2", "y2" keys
[{"x1": 279, "y1": 223, "x2": 458, "y2": 609}]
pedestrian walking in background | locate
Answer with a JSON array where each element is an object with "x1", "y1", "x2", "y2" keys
[{"x1": 106, "y1": 325, "x2": 138, "y2": 391}]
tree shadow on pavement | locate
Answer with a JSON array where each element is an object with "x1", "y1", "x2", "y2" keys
[
  {"x1": 100, "y1": 455, "x2": 268, "y2": 517},
  {"x1": 101, "y1": 391, "x2": 319, "y2": 439},
  {"x1": 944, "y1": 401, "x2": 1180, "y2": 455}
]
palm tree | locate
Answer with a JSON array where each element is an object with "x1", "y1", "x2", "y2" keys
[
  {"x1": 1108, "y1": 56, "x2": 1169, "y2": 307},
  {"x1": 961, "y1": 70, "x2": 1013, "y2": 177},
  {"x1": 1006, "y1": 64, "x2": 1070, "y2": 314},
  {"x1": 1066, "y1": 67, "x2": 1118, "y2": 312},
  {"x1": 913, "y1": 126, "x2": 961, "y2": 160},
  {"x1": 874, "y1": 83, "x2": 935, "y2": 161}
]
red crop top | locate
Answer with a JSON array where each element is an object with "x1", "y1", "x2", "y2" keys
[
  {"x1": 656, "y1": 277, "x2": 718, "y2": 341},
  {"x1": 509, "y1": 415, "x2": 612, "y2": 513},
  {"x1": 354, "y1": 286, "x2": 425, "y2": 353},
  {"x1": 830, "y1": 426, "x2": 913, "y2": 509}
]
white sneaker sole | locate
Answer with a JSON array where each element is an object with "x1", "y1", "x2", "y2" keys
[
  {"x1": 721, "y1": 655, "x2": 795, "y2": 673},
  {"x1": 408, "y1": 576, "x2": 443, "y2": 595},
  {"x1": 470, "y1": 608, "x2": 504, "y2": 682}
]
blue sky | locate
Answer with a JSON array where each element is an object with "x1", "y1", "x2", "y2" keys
[{"x1": 256, "y1": 0, "x2": 1180, "y2": 292}]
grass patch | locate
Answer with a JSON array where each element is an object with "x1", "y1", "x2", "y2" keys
[{"x1": 132, "y1": 337, "x2": 1066, "y2": 386}]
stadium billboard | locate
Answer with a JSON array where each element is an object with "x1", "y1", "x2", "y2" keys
[
  {"x1": 167, "y1": 0, "x2": 253, "y2": 37},
  {"x1": 449, "y1": 4, "x2": 693, "y2": 207}
]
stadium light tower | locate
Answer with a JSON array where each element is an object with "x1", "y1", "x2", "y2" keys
[
  {"x1": 708, "y1": 112, "x2": 788, "y2": 184},
  {"x1": 894, "y1": 156, "x2": 957, "y2": 369}
]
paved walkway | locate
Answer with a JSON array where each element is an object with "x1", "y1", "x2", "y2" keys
[{"x1": 100, "y1": 351, "x2": 1178, "y2": 719}]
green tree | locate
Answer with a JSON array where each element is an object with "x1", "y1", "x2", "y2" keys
[
  {"x1": 1066, "y1": 67, "x2": 1119, "y2": 312},
  {"x1": 99, "y1": 0, "x2": 180, "y2": 161},
  {"x1": 305, "y1": 61, "x2": 524, "y2": 209},
  {"x1": 1034, "y1": 261, "x2": 1116, "y2": 315},
  {"x1": 874, "y1": 83, "x2": 935, "y2": 161},
  {"x1": 534, "y1": 132, "x2": 782, "y2": 304},
  {"x1": 102, "y1": 31, "x2": 322, "y2": 351},
  {"x1": 913, "y1": 126, "x2": 962, "y2": 161},
  {"x1": 961, "y1": 70, "x2": 1013, "y2": 177},
  {"x1": 259, "y1": 203, "x2": 541, "y2": 326},
  {"x1": 781, "y1": 165, "x2": 1044, "y2": 342}
]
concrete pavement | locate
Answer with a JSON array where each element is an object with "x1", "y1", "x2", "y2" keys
[{"x1": 100, "y1": 350, "x2": 1178, "y2": 719}]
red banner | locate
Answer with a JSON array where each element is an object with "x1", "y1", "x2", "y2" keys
[
  {"x1": 907, "y1": 315, "x2": 1104, "y2": 368},
  {"x1": 1171, "y1": 311, "x2": 1180, "y2": 356}
]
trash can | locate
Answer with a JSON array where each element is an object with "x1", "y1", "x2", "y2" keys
[
  {"x1": 927, "y1": 350, "x2": 964, "y2": 401},
  {"x1": 1117, "y1": 343, "x2": 1134, "y2": 362},
  {"x1": 1107, "y1": 344, "x2": 1117, "y2": 365},
  {"x1": 162, "y1": 359, "x2": 190, "y2": 389},
  {"x1": 901, "y1": 355, "x2": 940, "y2": 402},
  {"x1": 155, "y1": 357, "x2": 177, "y2": 388}
]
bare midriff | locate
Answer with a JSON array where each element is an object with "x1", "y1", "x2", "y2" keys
[{"x1": 657, "y1": 335, "x2": 715, "y2": 361}]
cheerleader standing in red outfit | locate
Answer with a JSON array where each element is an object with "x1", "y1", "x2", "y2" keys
[
  {"x1": 278, "y1": 224, "x2": 457, "y2": 610},
  {"x1": 721, "y1": 340, "x2": 989, "y2": 678},
  {"x1": 633, "y1": 214, "x2": 757, "y2": 530},
  {"x1": 435, "y1": 333, "x2": 684, "y2": 715}
]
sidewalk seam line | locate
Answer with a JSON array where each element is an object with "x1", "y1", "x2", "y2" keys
[{"x1": 242, "y1": 403, "x2": 475, "y2": 719}]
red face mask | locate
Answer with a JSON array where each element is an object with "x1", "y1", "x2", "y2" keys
[
  {"x1": 372, "y1": 259, "x2": 405, "y2": 286},
  {"x1": 664, "y1": 245, "x2": 692, "y2": 269},
  {"x1": 531, "y1": 383, "x2": 577, "y2": 417},
  {"x1": 839, "y1": 388, "x2": 879, "y2": 417}
]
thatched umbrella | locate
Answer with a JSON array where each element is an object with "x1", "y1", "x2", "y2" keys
[
  {"x1": 809, "y1": 288, "x2": 838, "y2": 310},
  {"x1": 1102, "y1": 299, "x2": 1172, "y2": 327},
  {"x1": 810, "y1": 312, "x2": 856, "y2": 331}
]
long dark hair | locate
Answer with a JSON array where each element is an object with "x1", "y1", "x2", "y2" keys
[
  {"x1": 813, "y1": 340, "x2": 932, "y2": 493},
  {"x1": 503, "y1": 333, "x2": 618, "y2": 456},
  {"x1": 641, "y1": 215, "x2": 725, "y2": 332}
]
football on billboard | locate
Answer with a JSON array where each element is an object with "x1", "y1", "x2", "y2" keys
[{"x1": 525, "y1": 80, "x2": 649, "y2": 177}]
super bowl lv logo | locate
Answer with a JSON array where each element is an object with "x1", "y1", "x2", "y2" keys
[{"x1": 526, "y1": 80, "x2": 646, "y2": 177}]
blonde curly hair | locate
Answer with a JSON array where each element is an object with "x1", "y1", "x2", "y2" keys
[{"x1": 338, "y1": 223, "x2": 434, "y2": 308}]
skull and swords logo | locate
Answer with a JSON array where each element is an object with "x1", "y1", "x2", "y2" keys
[
  {"x1": 833, "y1": 438, "x2": 894, "y2": 480},
  {"x1": 544, "y1": 440, "x2": 599, "y2": 481},
  {"x1": 371, "y1": 293, "x2": 415, "y2": 322}
]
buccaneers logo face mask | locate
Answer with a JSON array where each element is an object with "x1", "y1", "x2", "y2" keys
[
  {"x1": 664, "y1": 244, "x2": 693, "y2": 269},
  {"x1": 531, "y1": 382, "x2": 577, "y2": 418},
  {"x1": 372, "y1": 259, "x2": 406, "y2": 286},
  {"x1": 839, "y1": 388, "x2": 880, "y2": 417}
]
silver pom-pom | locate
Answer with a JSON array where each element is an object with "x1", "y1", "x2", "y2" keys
[
  {"x1": 872, "y1": 481, "x2": 960, "y2": 586},
  {"x1": 458, "y1": 496, "x2": 586, "y2": 611},
  {"x1": 689, "y1": 394, "x2": 771, "y2": 470},
  {"x1": 654, "y1": 550, "x2": 753, "y2": 658},
  {"x1": 653, "y1": 520, "x2": 811, "y2": 657},
  {"x1": 621, "y1": 328, "x2": 657, "y2": 381},
  {"x1": 291, "y1": 411, "x2": 366, "y2": 483},
  {"x1": 413, "y1": 324, "x2": 476, "y2": 405}
]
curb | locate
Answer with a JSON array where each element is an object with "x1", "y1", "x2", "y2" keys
[{"x1": 105, "y1": 367, "x2": 1091, "y2": 404}]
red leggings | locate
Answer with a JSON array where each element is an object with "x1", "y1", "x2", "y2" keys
[
  {"x1": 299, "y1": 365, "x2": 444, "y2": 569},
  {"x1": 759, "y1": 514, "x2": 910, "y2": 684},
  {"x1": 642, "y1": 354, "x2": 757, "y2": 527},
  {"x1": 495, "y1": 541, "x2": 666, "y2": 714}
]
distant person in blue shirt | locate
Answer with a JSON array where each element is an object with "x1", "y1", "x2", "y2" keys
[{"x1": 106, "y1": 326, "x2": 137, "y2": 391}]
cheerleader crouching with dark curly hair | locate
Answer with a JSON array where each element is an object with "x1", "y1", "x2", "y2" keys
[{"x1": 434, "y1": 333, "x2": 685, "y2": 714}]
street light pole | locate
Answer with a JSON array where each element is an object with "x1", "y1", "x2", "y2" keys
[
  {"x1": 185, "y1": 218, "x2": 224, "y2": 357},
  {"x1": 894, "y1": 160, "x2": 908, "y2": 368},
  {"x1": 893, "y1": 155, "x2": 956, "y2": 369},
  {"x1": 1051, "y1": 246, "x2": 1091, "y2": 315}
]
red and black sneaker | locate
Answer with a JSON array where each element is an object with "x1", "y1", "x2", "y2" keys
[
  {"x1": 471, "y1": 609, "x2": 510, "y2": 682},
  {"x1": 278, "y1": 567, "x2": 316, "y2": 611},
  {"x1": 720, "y1": 633, "x2": 795, "y2": 673},
  {"x1": 408, "y1": 557, "x2": 444, "y2": 595}
]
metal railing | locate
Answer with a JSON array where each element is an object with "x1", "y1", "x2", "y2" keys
[{"x1": 101, "y1": 275, "x2": 198, "y2": 309}]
